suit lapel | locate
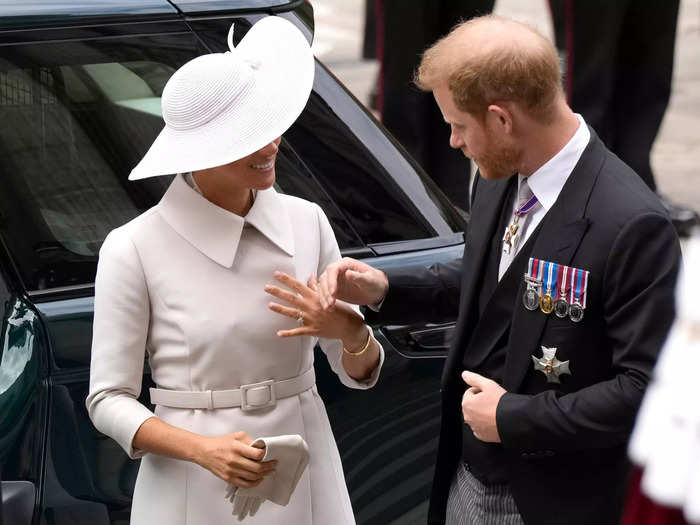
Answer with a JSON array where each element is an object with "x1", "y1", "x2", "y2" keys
[
  {"x1": 503, "y1": 131, "x2": 606, "y2": 391},
  {"x1": 462, "y1": 218, "x2": 543, "y2": 372},
  {"x1": 441, "y1": 175, "x2": 514, "y2": 390}
]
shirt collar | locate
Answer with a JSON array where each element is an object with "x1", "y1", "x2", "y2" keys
[
  {"x1": 521, "y1": 114, "x2": 591, "y2": 211},
  {"x1": 157, "y1": 174, "x2": 294, "y2": 267}
]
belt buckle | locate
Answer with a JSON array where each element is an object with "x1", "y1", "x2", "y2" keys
[{"x1": 240, "y1": 379, "x2": 276, "y2": 411}]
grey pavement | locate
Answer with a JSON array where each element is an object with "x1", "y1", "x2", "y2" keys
[{"x1": 313, "y1": 0, "x2": 700, "y2": 214}]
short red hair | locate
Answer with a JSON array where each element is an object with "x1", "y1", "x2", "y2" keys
[{"x1": 415, "y1": 15, "x2": 563, "y2": 122}]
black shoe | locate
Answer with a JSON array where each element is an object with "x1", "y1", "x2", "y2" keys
[{"x1": 658, "y1": 195, "x2": 700, "y2": 238}]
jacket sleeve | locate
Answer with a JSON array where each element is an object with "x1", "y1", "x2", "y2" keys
[
  {"x1": 313, "y1": 204, "x2": 384, "y2": 389},
  {"x1": 497, "y1": 212, "x2": 681, "y2": 451},
  {"x1": 85, "y1": 227, "x2": 155, "y2": 459},
  {"x1": 364, "y1": 257, "x2": 463, "y2": 326}
]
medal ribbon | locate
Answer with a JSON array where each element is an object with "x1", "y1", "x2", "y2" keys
[
  {"x1": 514, "y1": 194, "x2": 539, "y2": 216},
  {"x1": 569, "y1": 268, "x2": 576, "y2": 304},
  {"x1": 529, "y1": 258, "x2": 541, "y2": 281},
  {"x1": 555, "y1": 264, "x2": 565, "y2": 300},
  {"x1": 581, "y1": 270, "x2": 589, "y2": 308},
  {"x1": 570, "y1": 268, "x2": 585, "y2": 306},
  {"x1": 544, "y1": 261, "x2": 557, "y2": 295}
]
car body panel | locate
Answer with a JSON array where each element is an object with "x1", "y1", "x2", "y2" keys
[
  {"x1": 0, "y1": 1, "x2": 178, "y2": 31},
  {"x1": 0, "y1": 296, "x2": 49, "y2": 525},
  {"x1": 171, "y1": 0, "x2": 301, "y2": 15}
]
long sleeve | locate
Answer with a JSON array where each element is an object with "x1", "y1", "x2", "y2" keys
[
  {"x1": 86, "y1": 227, "x2": 155, "y2": 459},
  {"x1": 313, "y1": 205, "x2": 384, "y2": 389},
  {"x1": 497, "y1": 212, "x2": 681, "y2": 451},
  {"x1": 364, "y1": 257, "x2": 463, "y2": 326}
]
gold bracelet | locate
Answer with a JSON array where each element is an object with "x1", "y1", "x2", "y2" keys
[{"x1": 343, "y1": 327, "x2": 372, "y2": 357}]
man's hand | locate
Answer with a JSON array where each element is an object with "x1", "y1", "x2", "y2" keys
[
  {"x1": 318, "y1": 257, "x2": 388, "y2": 310},
  {"x1": 461, "y1": 371, "x2": 506, "y2": 443}
]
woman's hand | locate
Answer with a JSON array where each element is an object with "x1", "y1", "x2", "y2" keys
[
  {"x1": 193, "y1": 431, "x2": 277, "y2": 488},
  {"x1": 265, "y1": 271, "x2": 364, "y2": 341}
]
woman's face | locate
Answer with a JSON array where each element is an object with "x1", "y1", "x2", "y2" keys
[{"x1": 202, "y1": 137, "x2": 282, "y2": 190}]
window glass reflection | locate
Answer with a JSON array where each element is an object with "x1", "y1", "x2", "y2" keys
[{"x1": 0, "y1": 34, "x2": 202, "y2": 291}]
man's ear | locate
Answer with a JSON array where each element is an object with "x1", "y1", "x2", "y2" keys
[{"x1": 487, "y1": 104, "x2": 513, "y2": 134}]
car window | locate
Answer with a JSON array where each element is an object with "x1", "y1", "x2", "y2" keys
[
  {"x1": 193, "y1": 16, "x2": 465, "y2": 245},
  {"x1": 0, "y1": 28, "x2": 369, "y2": 292},
  {"x1": 0, "y1": 33, "x2": 205, "y2": 292},
  {"x1": 283, "y1": 69, "x2": 435, "y2": 245},
  {"x1": 0, "y1": 17, "x2": 462, "y2": 294}
]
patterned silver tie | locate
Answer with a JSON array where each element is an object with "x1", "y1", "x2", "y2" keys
[{"x1": 499, "y1": 178, "x2": 537, "y2": 280}]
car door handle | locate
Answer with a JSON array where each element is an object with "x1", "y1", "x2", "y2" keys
[
  {"x1": 382, "y1": 322, "x2": 455, "y2": 357},
  {"x1": 407, "y1": 324, "x2": 455, "y2": 351}
]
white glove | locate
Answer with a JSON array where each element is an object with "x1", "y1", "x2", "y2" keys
[
  {"x1": 225, "y1": 434, "x2": 310, "y2": 521},
  {"x1": 225, "y1": 484, "x2": 263, "y2": 521}
]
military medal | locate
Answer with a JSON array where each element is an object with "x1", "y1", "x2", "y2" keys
[
  {"x1": 503, "y1": 223, "x2": 519, "y2": 256},
  {"x1": 539, "y1": 261, "x2": 557, "y2": 315},
  {"x1": 568, "y1": 267, "x2": 589, "y2": 323},
  {"x1": 569, "y1": 303, "x2": 584, "y2": 323},
  {"x1": 503, "y1": 193, "x2": 538, "y2": 255},
  {"x1": 523, "y1": 278, "x2": 541, "y2": 311},
  {"x1": 523, "y1": 258, "x2": 543, "y2": 311},
  {"x1": 531, "y1": 345, "x2": 571, "y2": 383},
  {"x1": 554, "y1": 264, "x2": 570, "y2": 318}
]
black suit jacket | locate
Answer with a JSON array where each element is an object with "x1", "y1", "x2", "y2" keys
[{"x1": 368, "y1": 131, "x2": 681, "y2": 525}]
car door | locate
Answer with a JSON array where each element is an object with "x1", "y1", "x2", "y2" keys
[{"x1": 0, "y1": 19, "x2": 210, "y2": 524}]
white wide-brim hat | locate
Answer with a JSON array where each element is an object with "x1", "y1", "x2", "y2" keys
[{"x1": 129, "y1": 16, "x2": 314, "y2": 180}]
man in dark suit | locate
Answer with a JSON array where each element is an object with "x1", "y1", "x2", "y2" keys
[{"x1": 318, "y1": 15, "x2": 681, "y2": 525}]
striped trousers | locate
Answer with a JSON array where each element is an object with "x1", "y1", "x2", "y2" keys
[{"x1": 446, "y1": 463, "x2": 524, "y2": 525}]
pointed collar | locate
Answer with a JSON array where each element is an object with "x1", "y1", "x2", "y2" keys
[
  {"x1": 157, "y1": 174, "x2": 295, "y2": 268},
  {"x1": 524, "y1": 113, "x2": 591, "y2": 211}
]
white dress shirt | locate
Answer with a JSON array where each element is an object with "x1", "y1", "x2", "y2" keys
[{"x1": 498, "y1": 114, "x2": 590, "y2": 280}]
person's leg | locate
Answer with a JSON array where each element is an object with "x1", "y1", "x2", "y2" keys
[
  {"x1": 446, "y1": 464, "x2": 481, "y2": 525},
  {"x1": 362, "y1": 0, "x2": 377, "y2": 60},
  {"x1": 421, "y1": 1, "x2": 495, "y2": 211},
  {"x1": 547, "y1": 0, "x2": 628, "y2": 147},
  {"x1": 611, "y1": 0, "x2": 680, "y2": 191},
  {"x1": 446, "y1": 463, "x2": 524, "y2": 525},
  {"x1": 378, "y1": 0, "x2": 438, "y2": 170},
  {"x1": 441, "y1": 0, "x2": 495, "y2": 30},
  {"x1": 424, "y1": 91, "x2": 472, "y2": 210}
]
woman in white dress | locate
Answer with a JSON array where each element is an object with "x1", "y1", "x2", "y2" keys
[{"x1": 86, "y1": 17, "x2": 383, "y2": 524}]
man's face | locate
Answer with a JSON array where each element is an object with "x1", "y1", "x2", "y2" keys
[{"x1": 433, "y1": 84, "x2": 519, "y2": 180}]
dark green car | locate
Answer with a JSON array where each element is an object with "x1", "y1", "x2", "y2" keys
[{"x1": 0, "y1": 1, "x2": 465, "y2": 523}]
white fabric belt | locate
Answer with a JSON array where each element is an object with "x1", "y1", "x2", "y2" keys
[{"x1": 149, "y1": 368, "x2": 315, "y2": 411}]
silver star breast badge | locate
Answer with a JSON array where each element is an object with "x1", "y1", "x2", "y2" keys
[{"x1": 531, "y1": 346, "x2": 571, "y2": 383}]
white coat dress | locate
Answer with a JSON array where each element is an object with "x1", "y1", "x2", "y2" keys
[{"x1": 86, "y1": 174, "x2": 384, "y2": 524}]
